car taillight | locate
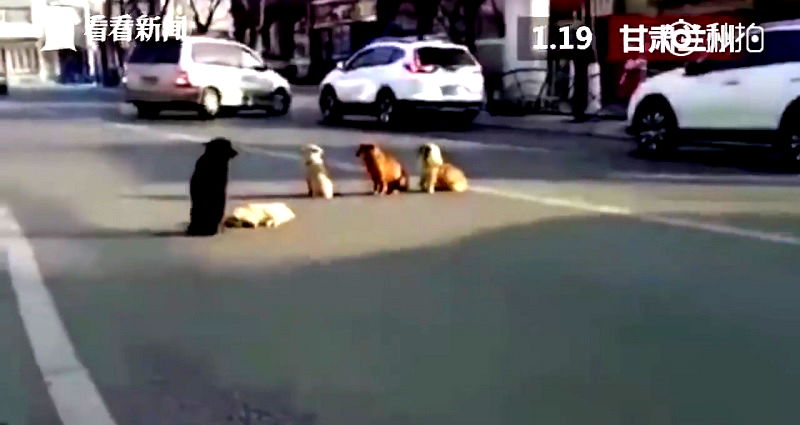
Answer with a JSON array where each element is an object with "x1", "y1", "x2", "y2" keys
[
  {"x1": 175, "y1": 70, "x2": 192, "y2": 87},
  {"x1": 404, "y1": 54, "x2": 436, "y2": 74}
]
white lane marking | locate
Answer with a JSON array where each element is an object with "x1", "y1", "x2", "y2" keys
[
  {"x1": 469, "y1": 186, "x2": 632, "y2": 215},
  {"x1": 127, "y1": 179, "x2": 373, "y2": 198},
  {"x1": 109, "y1": 122, "x2": 142, "y2": 131},
  {"x1": 108, "y1": 127, "x2": 800, "y2": 246},
  {"x1": 470, "y1": 186, "x2": 800, "y2": 246},
  {"x1": 237, "y1": 144, "x2": 364, "y2": 172},
  {"x1": 106, "y1": 123, "x2": 550, "y2": 154},
  {"x1": 0, "y1": 206, "x2": 117, "y2": 425},
  {"x1": 611, "y1": 172, "x2": 800, "y2": 184}
]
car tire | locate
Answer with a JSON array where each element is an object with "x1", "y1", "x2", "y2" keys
[
  {"x1": 0, "y1": 84, "x2": 8, "y2": 96},
  {"x1": 376, "y1": 90, "x2": 402, "y2": 127},
  {"x1": 319, "y1": 87, "x2": 342, "y2": 124},
  {"x1": 267, "y1": 88, "x2": 291, "y2": 116},
  {"x1": 632, "y1": 99, "x2": 678, "y2": 156},
  {"x1": 198, "y1": 87, "x2": 221, "y2": 119},
  {"x1": 778, "y1": 108, "x2": 800, "y2": 167},
  {"x1": 135, "y1": 102, "x2": 160, "y2": 119}
]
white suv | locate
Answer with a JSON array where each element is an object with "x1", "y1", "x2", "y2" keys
[
  {"x1": 318, "y1": 38, "x2": 485, "y2": 126},
  {"x1": 627, "y1": 23, "x2": 800, "y2": 163},
  {"x1": 124, "y1": 36, "x2": 291, "y2": 119}
]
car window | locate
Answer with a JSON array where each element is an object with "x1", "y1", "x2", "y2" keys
[
  {"x1": 128, "y1": 40, "x2": 182, "y2": 64},
  {"x1": 747, "y1": 30, "x2": 800, "y2": 67},
  {"x1": 416, "y1": 47, "x2": 476, "y2": 68},
  {"x1": 240, "y1": 48, "x2": 263, "y2": 69},
  {"x1": 192, "y1": 43, "x2": 242, "y2": 67},
  {"x1": 389, "y1": 47, "x2": 406, "y2": 63},
  {"x1": 694, "y1": 30, "x2": 800, "y2": 73},
  {"x1": 368, "y1": 47, "x2": 399, "y2": 66},
  {"x1": 346, "y1": 49, "x2": 377, "y2": 70}
]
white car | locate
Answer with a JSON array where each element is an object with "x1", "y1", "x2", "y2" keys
[
  {"x1": 124, "y1": 36, "x2": 291, "y2": 119},
  {"x1": 627, "y1": 23, "x2": 800, "y2": 163},
  {"x1": 318, "y1": 38, "x2": 485, "y2": 126}
]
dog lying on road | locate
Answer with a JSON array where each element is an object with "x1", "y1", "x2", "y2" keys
[
  {"x1": 418, "y1": 143, "x2": 468, "y2": 193},
  {"x1": 224, "y1": 203, "x2": 296, "y2": 228},
  {"x1": 356, "y1": 143, "x2": 409, "y2": 195},
  {"x1": 186, "y1": 138, "x2": 238, "y2": 236},
  {"x1": 301, "y1": 144, "x2": 334, "y2": 199}
]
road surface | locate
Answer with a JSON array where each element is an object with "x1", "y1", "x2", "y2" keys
[{"x1": 1, "y1": 87, "x2": 799, "y2": 425}]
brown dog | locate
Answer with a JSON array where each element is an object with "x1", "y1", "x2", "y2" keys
[{"x1": 356, "y1": 144, "x2": 409, "y2": 195}]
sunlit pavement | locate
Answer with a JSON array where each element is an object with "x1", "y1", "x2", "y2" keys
[{"x1": 1, "y1": 88, "x2": 800, "y2": 425}]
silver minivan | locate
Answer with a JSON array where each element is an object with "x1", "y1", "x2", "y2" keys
[{"x1": 124, "y1": 37, "x2": 292, "y2": 119}]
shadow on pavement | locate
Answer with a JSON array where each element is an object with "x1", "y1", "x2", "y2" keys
[
  {"x1": 627, "y1": 146, "x2": 800, "y2": 175},
  {"x1": 42, "y1": 210, "x2": 800, "y2": 425}
]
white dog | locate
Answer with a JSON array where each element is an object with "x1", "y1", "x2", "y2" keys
[
  {"x1": 224, "y1": 203, "x2": 296, "y2": 228},
  {"x1": 301, "y1": 144, "x2": 334, "y2": 200}
]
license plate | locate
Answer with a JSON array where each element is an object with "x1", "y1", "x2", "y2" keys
[
  {"x1": 441, "y1": 85, "x2": 459, "y2": 96},
  {"x1": 141, "y1": 76, "x2": 158, "y2": 84}
]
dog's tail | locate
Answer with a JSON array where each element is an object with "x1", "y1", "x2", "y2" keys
[{"x1": 398, "y1": 169, "x2": 410, "y2": 192}]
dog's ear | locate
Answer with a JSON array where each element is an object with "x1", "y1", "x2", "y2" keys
[
  {"x1": 418, "y1": 145, "x2": 429, "y2": 157},
  {"x1": 356, "y1": 144, "x2": 372, "y2": 157}
]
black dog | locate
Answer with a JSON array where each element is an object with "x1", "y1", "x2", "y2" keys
[{"x1": 186, "y1": 138, "x2": 238, "y2": 236}]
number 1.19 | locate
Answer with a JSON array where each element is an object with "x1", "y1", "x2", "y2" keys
[{"x1": 532, "y1": 25, "x2": 593, "y2": 50}]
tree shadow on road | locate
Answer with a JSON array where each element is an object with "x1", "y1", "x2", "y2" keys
[{"x1": 43, "y1": 209, "x2": 800, "y2": 425}]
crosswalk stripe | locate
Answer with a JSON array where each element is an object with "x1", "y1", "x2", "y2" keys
[{"x1": 0, "y1": 205, "x2": 117, "y2": 425}]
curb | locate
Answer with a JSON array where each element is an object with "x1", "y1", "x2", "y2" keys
[{"x1": 474, "y1": 115, "x2": 630, "y2": 141}]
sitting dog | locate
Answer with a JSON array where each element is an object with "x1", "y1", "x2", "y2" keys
[
  {"x1": 301, "y1": 144, "x2": 334, "y2": 199},
  {"x1": 186, "y1": 138, "x2": 238, "y2": 236},
  {"x1": 418, "y1": 143, "x2": 468, "y2": 193},
  {"x1": 224, "y1": 203, "x2": 296, "y2": 228},
  {"x1": 356, "y1": 143, "x2": 409, "y2": 195}
]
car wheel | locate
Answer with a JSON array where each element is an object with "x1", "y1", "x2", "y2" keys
[
  {"x1": 376, "y1": 90, "x2": 401, "y2": 127},
  {"x1": 319, "y1": 87, "x2": 341, "y2": 123},
  {"x1": 633, "y1": 100, "x2": 678, "y2": 156},
  {"x1": 199, "y1": 87, "x2": 221, "y2": 119},
  {"x1": 778, "y1": 110, "x2": 800, "y2": 166},
  {"x1": 0, "y1": 84, "x2": 8, "y2": 95},
  {"x1": 135, "y1": 102, "x2": 160, "y2": 119},
  {"x1": 267, "y1": 88, "x2": 291, "y2": 116}
]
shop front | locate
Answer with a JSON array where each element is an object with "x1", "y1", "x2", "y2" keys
[{"x1": 308, "y1": 0, "x2": 379, "y2": 81}]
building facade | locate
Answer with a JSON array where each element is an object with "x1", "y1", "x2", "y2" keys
[{"x1": 0, "y1": 0, "x2": 54, "y2": 82}]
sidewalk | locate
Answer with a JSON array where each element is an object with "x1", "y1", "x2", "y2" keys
[{"x1": 475, "y1": 112, "x2": 630, "y2": 140}]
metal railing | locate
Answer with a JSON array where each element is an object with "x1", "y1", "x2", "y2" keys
[{"x1": 487, "y1": 64, "x2": 603, "y2": 116}]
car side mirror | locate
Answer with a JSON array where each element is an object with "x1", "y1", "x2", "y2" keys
[{"x1": 336, "y1": 61, "x2": 345, "y2": 70}]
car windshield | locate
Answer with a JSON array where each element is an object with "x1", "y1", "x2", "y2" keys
[
  {"x1": 416, "y1": 47, "x2": 476, "y2": 68},
  {"x1": 128, "y1": 40, "x2": 182, "y2": 64}
]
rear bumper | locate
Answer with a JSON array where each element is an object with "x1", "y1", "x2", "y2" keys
[
  {"x1": 124, "y1": 87, "x2": 201, "y2": 104},
  {"x1": 399, "y1": 100, "x2": 483, "y2": 111}
]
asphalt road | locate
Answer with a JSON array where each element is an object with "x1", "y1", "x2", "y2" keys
[{"x1": 1, "y1": 87, "x2": 800, "y2": 425}]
